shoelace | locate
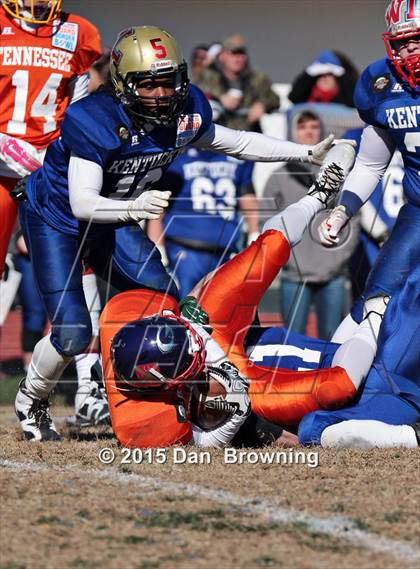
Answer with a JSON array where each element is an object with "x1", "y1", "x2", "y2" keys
[
  {"x1": 310, "y1": 162, "x2": 345, "y2": 206},
  {"x1": 29, "y1": 399, "x2": 52, "y2": 428}
]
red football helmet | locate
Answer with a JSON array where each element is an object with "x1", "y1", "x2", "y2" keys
[{"x1": 382, "y1": 0, "x2": 420, "y2": 87}]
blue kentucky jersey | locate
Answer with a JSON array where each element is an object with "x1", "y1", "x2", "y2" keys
[
  {"x1": 26, "y1": 85, "x2": 213, "y2": 236},
  {"x1": 161, "y1": 148, "x2": 254, "y2": 251},
  {"x1": 246, "y1": 327, "x2": 338, "y2": 371},
  {"x1": 354, "y1": 57, "x2": 420, "y2": 207}
]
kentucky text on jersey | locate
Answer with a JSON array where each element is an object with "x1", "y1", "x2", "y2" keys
[
  {"x1": 385, "y1": 106, "x2": 420, "y2": 129},
  {"x1": 0, "y1": 46, "x2": 72, "y2": 72},
  {"x1": 183, "y1": 160, "x2": 239, "y2": 179},
  {"x1": 107, "y1": 148, "x2": 184, "y2": 175}
]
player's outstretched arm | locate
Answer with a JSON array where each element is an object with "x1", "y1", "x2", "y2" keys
[
  {"x1": 193, "y1": 123, "x2": 335, "y2": 165},
  {"x1": 68, "y1": 155, "x2": 170, "y2": 223},
  {"x1": 319, "y1": 125, "x2": 395, "y2": 246}
]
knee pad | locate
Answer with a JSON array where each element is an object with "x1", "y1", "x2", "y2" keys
[{"x1": 51, "y1": 305, "x2": 93, "y2": 357}]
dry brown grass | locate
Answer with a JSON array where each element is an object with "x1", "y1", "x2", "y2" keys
[{"x1": 0, "y1": 405, "x2": 419, "y2": 569}]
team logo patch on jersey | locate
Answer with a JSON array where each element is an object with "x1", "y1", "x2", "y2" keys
[
  {"x1": 372, "y1": 74, "x2": 391, "y2": 93},
  {"x1": 52, "y1": 21, "x2": 78, "y2": 53},
  {"x1": 116, "y1": 125, "x2": 130, "y2": 142},
  {"x1": 176, "y1": 114, "x2": 202, "y2": 147},
  {"x1": 392, "y1": 82, "x2": 404, "y2": 93}
]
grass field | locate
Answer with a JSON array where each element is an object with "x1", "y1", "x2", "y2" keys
[{"x1": 1, "y1": 382, "x2": 419, "y2": 569}]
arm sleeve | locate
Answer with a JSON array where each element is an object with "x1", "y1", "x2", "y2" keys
[
  {"x1": 191, "y1": 413, "x2": 246, "y2": 447},
  {"x1": 339, "y1": 125, "x2": 396, "y2": 216},
  {"x1": 68, "y1": 73, "x2": 89, "y2": 104},
  {"x1": 68, "y1": 154, "x2": 131, "y2": 223},
  {"x1": 193, "y1": 123, "x2": 309, "y2": 163}
]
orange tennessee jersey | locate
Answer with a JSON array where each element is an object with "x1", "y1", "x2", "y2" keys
[{"x1": 0, "y1": 9, "x2": 101, "y2": 149}]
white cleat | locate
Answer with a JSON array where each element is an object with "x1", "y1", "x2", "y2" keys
[
  {"x1": 15, "y1": 380, "x2": 62, "y2": 441},
  {"x1": 74, "y1": 381, "x2": 110, "y2": 427},
  {"x1": 308, "y1": 141, "x2": 356, "y2": 206}
]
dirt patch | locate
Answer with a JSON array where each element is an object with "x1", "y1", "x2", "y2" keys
[{"x1": 1, "y1": 406, "x2": 419, "y2": 569}]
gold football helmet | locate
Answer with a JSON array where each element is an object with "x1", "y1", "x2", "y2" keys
[
  {"x1": 110, "y1": 26, "x2": 190, "y2": 127},
  {"x1": 1, "y1": 0, "x2": 62, "y2": 24}
]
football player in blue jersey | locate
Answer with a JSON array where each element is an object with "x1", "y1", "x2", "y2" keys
[
  {"x1": 148, "y1": 97, "x2": 259, "y2": 297},
  {"x1": 318, "y1": 0, "x2": 420, "y2": 342},
  {"x1": 14, "y1": 25, "x2": 337, "y2": 441}
]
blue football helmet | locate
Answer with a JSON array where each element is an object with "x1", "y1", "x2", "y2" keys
[{"x1": 110, "y1": 314, "x2": 206, "y2": 392}]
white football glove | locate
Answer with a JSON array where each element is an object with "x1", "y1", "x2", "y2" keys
[
  {"x1": 318, "y1": 205, "x2": 350, "y2": 246},
  {"x1": 207, "y1": 361, "x2": 251, "y2": 418},
  {"x1": 126, "y1": 190, "x2": 171, "y2": 222},
  {"x1": 0, "y1": 134, "x2": 42, "y2": 177},
  {"x1": 307, "y1": 133, "x2": 335, "y2": 165}
]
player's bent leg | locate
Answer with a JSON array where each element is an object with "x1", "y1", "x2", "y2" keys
[
  {"x1": 74, "y1": 270, "x2": 109, "y2": 427},
  {"x1": 249, "y1": 365, "x2": 356, "y2": 426},
  {"x1": 298, "y1": 390, "x2": 420, "y2": 446},
  {"x1": 198, "y1": 229, "x2": 291, "y2": 368},
  {"x1": 99, "y1": 289, "x2": 191, "y2": 448},
  {"x1": 0, "y1": 177, "x2": 18, "y2": 277}
]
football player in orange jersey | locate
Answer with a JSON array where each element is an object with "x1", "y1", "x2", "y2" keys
[
  {"x1": 0, "y1": 0, "x2": 108, "y2": 426},
  {"x1": 0, "y1": 0, "x2": 102, "y2": 277}
]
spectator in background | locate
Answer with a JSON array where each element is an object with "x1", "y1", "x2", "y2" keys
[
  {"x1": 261, "y1": 110, "x2": 359, "y2": 339},
  {"x1": 89, "y1": 47, "x2": 111, "y2": 93},
  {"x1": 196, "y1": 34, "x2": 280, "y2": 131},
  {"x1": 190, "y1": 44, "x2": 209, "y2": 82},
  {"x1": 289, "y1": 50, "x2": 359, "y2": 108},
  {"x1": 148, "y1": 97, "x2": 259, "y2": 298}
]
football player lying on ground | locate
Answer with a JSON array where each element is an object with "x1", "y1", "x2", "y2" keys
[
  {"x1": 14, "y1": 25, "x2": 338, "y2": 442},
  {"x1": 99, "y1": 141, "x2": 398, "y2": 449}
]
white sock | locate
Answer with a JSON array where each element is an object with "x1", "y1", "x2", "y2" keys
[
  {"x1": 331, "y1": 313, "x2": 359, "y2": 343},
  {"x1": 263, "y1": 195, "x2": 322, "y2": 247},
  {"x1": 74, "y1": 272, "x2": 101, "y2": 409},
  {"x1": 332, "y1": 295, "x2": 389, "y2": 389},
  {"x1": 82, "y1": 272, "x2": 100, "y2": 336},
  {"x1": 321, "y1": 420, "x2": 418, "y2": 448},
  {"x1": 25, "y1": 334, "x2": 72, "y2": 399},
  {"x1": 75, "y1": 352, "x2": 100, "y2": 410}
]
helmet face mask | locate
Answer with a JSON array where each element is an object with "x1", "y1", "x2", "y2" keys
[
  {"x1": 111, "y1": 315, "x2": 206, "y2": 394},
  {"x1": 110, "y1": 26, "x2": 190, "y2": 128},
  {"x1": 1, "y1": 0, "x2": 62, "y2": 24},
  {"x1": 382, "y1": 0, "x2": 420, "y2": 87}
]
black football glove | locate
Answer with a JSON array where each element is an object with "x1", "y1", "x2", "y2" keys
[{"x1": 9, "y1": 176, "x2": 28, "y2": 201}]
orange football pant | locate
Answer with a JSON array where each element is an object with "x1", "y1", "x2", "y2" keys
[{"x1": 0, "y1": 177, "x2": 18, "y2": 277}]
